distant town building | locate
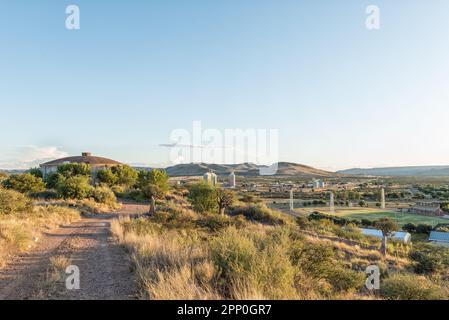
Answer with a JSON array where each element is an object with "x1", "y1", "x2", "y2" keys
[
  {"x1": 203, "y1": 172, "x2": 218, "y2": 186},
  {"x1": 40, "y1": 152, "x2": 121, "y2": 179},
  {"x1": 409, "y1": 202, "x2": 445, "y2": 217},
  {"x1": 429, "y1": 231, "x2": 449, "y2": 247},
  {"x1": 380, "y1": 188, "x2": 386, "y2": 209},
  {"x1": 329, "y1": 192, "x2": 335, "y2": 214},
  {"x1": 289, "y1": 189, "x2": 294, "y2": 211},
  {"x1": 311, "y1": 179, "x2": 326, "y2": 189},
  {"x1": 228, "y1": 171, "x2": 236, "y2": 188}
]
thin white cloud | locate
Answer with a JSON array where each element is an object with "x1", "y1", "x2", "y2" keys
[{"x1": 0, "y1": 146, "x2": 68, "y2": 170}]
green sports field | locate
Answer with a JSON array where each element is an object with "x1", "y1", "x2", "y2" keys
[{"x1": 297, "y1": 207, "x2": 449, "y2": 227}]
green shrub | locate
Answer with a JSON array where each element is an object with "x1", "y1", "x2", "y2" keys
[
  {"x1": 361, "y1": 219, "x2": 374, "y2": 227},
  {"x1": 136, "y1": 169, "x2": 169, "y2": 199},
  {"x1": 210, "y1": 227, "x2": 296, "y2": 299},
  {"x1": 121, "y1": 189, "x2": 147, "y2": 202},
  {"x1": 308, "y1": 211, "x2": 350, "y2": 226},
  {"x1": 291, "y1": 242, "x2": 335, "y2": 279},
  {"x1": 0, "y1": 188, "x2": 33, "y2": 215},
  {"x1": 29, "y1": 190, "x2": 59, "y2": 200},
  {"x1": 112, "y1": 165, "x2": 138, "y2": 187},
  {"x1": 334, "y1": 224, "x2": 364, "y2": 241},
  {"x1": 2, "y1": 173, "x2": 45, "y2": 194},
  {"x1": 325, "y1": 266, "x2": 365, "y2": 293},
  {"x1": 45, "y1": 172, "x2": 65, "y2": 189},
  {"x1": 409, "y1": 244, "x2": 449, "y2": 274},
  {"x1": 91, "y1": 186, "x2": 117, "y2": 206},
  {"x1": 402, "y1": 223, "x2": 417, "y2": 233},
  {"x1": 28, "y1": 167, "x2": 43, "y2": 178},
  {"x1": 96, "y1": 169, "x2": 118, "y2": 186},
  {"x1": 380, "y1": 273, "x2": 448, "y2": 300},
  {"x1": 196, "y1": 214, "x2": 234, "y2": 232},
  {"x1": 56, "y1": 176, "x2": 93, "y2": 199},
  {"x1": 228, "y1": 204, "x2": 287, "y2": 225},
  {"x1": 416, "y1": 224, "x2": 433, "y2": 234},
  {"x1": 57, "y1": 163, "x2": 91, "y2": 178},
  {"x1": 188, "y1": 182, "x2": 218, "y2": 213}
]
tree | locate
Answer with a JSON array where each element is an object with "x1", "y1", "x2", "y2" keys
[
  {"x1": 216, "y1": 188, "x2": 235, "y2": 215},
  {"x1": 96, "y1": 169, "x2": 118, "y2": 186},
  {"x1": 416, "y1": 224, "x2": 433, "y2": 234},
  {"x1": 56, "y1": 175, "x2": 93, "y2": 199},
  {"x1": 112, "y1": 165, "x2": 138, "y2": 187},
  {"x1": 358, "y1": 200, "x2": 367, "y2": 207},
  {"x1": 2, "y1": 173, "x2": 45, "y2": 194},
  {"x1": 188, "y1": 182, "x2": 218, "y2": 214},
  {"x1": 137, "y1": 170, "x2": 169, "y2": 215},
  {"x1": 402, "y1": 223, "x2": 417, "y2": 233},
  {"x1": 28, "y1": 167, "x2": 43, "y2": 178},
  {"x1": 375, "y1": 218, "x2": 398, "y2": 257},
  {"x1": 45, "y1": 172, "x2": 65, "y2": 189},
  {"x1": 57, "y1": 163, "x2": 91, "y2": 178}
]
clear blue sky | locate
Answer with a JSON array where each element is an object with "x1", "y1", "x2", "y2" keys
[{"x1": 1, "y1": 0, "x2": 449, "y2": 170}]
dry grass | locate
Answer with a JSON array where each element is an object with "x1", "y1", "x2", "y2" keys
[
  {"x1": 35, "y1": 255, "x2": 72, "y2": 299},
  {"x1": 111, "y1": 195, "x2": 449, "y2": 300},
  {"x1": 112, "y1": 217, "x2": 219, "y2": 299},
  {"x1": 39, "y1": 198, "x2": 121, "y2": 214},
  {"x1": 112, "y1": 216, "x2": 368, "y2": 300},
  {"x1": 0, "y1": 205, "x2": 80, "y2": 268}
]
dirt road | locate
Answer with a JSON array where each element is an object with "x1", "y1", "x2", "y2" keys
[{"x1": 0, "y1": 203, "x2": 148, "y2": 300}]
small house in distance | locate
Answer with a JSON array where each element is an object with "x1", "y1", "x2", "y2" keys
[
  {"x1": 40, "y1": 152, "x2": 122, "y2": 179},
  {"x1": 429, "y1": 231, "x2": 449, "y2": 247}
]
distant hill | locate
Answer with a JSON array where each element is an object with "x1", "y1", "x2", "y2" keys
[
  {"x1": 146, "y1": 162, "x2": 335, "y2": 177},
  {"x1": 0, "y1": 169, "x2": 25, "y2": 175},
  {"x1": 337, "y1": 166, "x2": 449, "y2": 177}
]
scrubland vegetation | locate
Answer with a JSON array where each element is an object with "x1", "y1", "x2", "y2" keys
[
  {"x1": 0, "y1": 187, "x2": 80, "y2": 268},
  {"x1": 0, "y1": 164, "x2": 172, "y2": 270},
  {"x1": 112, "y1": 183, "x2": 449, "y2": 300}
]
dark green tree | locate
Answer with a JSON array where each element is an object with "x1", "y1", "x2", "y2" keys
[
  {"x1": 112, "y1": 165, "x2": 138, "y2": 187},
  {"x1": 56, "y1": 176, "x2": 93, "y2": 199},
  {"x1": 28, "y1": 167, "x2": 43, "y2": 178},
  {"x1": 188, "y1": 182, "x2": 218, "y2": 214},
  {"x1": 96, "y1": 169, "x2": 118, "y2": 186},
  {"x1": 137, "y1": 169, "x2": 169, "y2": 214},
  {"x1": 57, "y1": 163, "x2": 91, "y2": 178},
  {"x1": 2, "y1": 173, "x2": 45, "y2": 194},
  {"x1": 45, "y1": 172, "x2": 65, "y2": 189}
]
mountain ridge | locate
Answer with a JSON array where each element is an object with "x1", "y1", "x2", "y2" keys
[
  {"x1": 337, "y1": 165, "x2": 449, "y2": 177},
  {"x1": 136, "y1": 162, "x2": 335, "y2": 177}
]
